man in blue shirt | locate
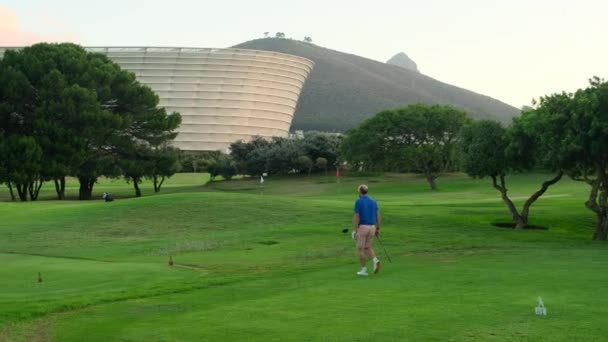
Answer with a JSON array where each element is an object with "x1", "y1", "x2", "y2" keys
[{"x1": 352, "y1": 184, "x2": 381, "y2": 276}]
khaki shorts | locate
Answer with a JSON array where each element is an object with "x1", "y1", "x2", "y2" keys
[{"x1": 356, "y1": 225, "x2": 376, "y2": 249}]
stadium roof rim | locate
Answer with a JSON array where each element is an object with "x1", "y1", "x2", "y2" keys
[
  {"x1": 90, "y1": 46, "x2": 314, "y2": 65},
  {"x1": 0, "y1": 45, "x2": 315, "y2": 67}
]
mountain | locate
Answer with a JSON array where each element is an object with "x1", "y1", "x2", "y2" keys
[
  {"x1": 233, "y1": 38, "x2": 520, "y2": 132},
  {"x1": 387, "y1": 52, "x2": 419, "y2": 72}
]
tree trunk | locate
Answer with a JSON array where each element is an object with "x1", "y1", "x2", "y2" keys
[
  {"x1": 520, "y1": 171, "x2": 563, "y2": 225},
  {"x1": 425, "y1": 173, "x2": 438, "y2": 191},
  {"x1": 54, "y1": 177, "x2": 66, "y2": 200},
  {"x1": 492, "y1": 175, "x2": 526, "y2": 228},
  {"x1": 594, "y1": 180, "x2": 608, "y2": 240},
  {"x1": 585, "y1": 179, "x2": 601, "y2": 214},
  {"x1": 16, "y1": 183, "x2": 28, "y2": 202},
  {"x1": 28, "y1": 179, "x2": 44, "y2": 201},
  {"x1": 78, "y1": 176, "x2": 96, "y2": 200},
  {"x1": 584, "y1": 169, "x2": 608, "y2": 240},
  {"x1": 7, "y1": 182, "x2": 16, "y2": 201},
  {"x1": 132, "y1": 176, "x2": 142, "y2": 197},
  {"x1": 594, "y1": 210, "x2": 608, "y2": 240},
  {"x1": 153, "y1": 175, "x2": 165, "y2": 193}
]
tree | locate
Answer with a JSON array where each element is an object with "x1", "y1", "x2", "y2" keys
[
  {"x1": 264, "y1": 32, "x2": 270, "y2": 38},
  {"x1": 204, "y1": 159, "x2": 221, "y2": 182},
  {"x1": 265, "y1": 137, "x2": 301, "y2": 175},
  {"x1": 300, "y1": 131, "x2": 341, "y2": 172},
  {"x1": 315, "y1": 157, "x2": 328, "y2": 174},
  {"x1": 341, "y1": 104, "x2": 469, "y2": 190},
  {"x1": 0, "y1": 56, "x2": 44, "y2": 201},
  {"x1": 0, "y1": 136, "x2": 43, "y2": 201},
  {"x1": 0, "y1": 132, "x2": 10, "y2": 200},
  {"x1": 149, "y1": 146, "x2": 180, "y2": 193},
  {"x1": 120, "y1": 144, "x2": 150, "y2": 197},
  {"x1": 230, "y1": 137, "x2": 271, "y2": 176},
  {"x1": 296, "y1": 155, "x2": 313, "y2": 176},
  {"x1": 201, "y1": 152, "x2": 235, "y2": 182},
  {"x1": 275, "y1": 32, "x2": 286, "y2": 38},
  {"x1": 459, "y1": 120, "x2": 562, "y2": 229},
  {"x1": 218, "y1": 155, "x2": 237, "y2": 180},
  {"x1": 528, "y1": 77, "x2": 608, "y2": 239},
  {"x1": 304, "y1": 36, "x2": 313, "y2": 43},
  {"x1": 114, "y1": 86, "x2": 181, "y2": 198},
  {"x1": 0, "y1": 44, "x2": 123, "y2": 200},
  {"x1": 229, "y1": 134, "x2": 337, "y2": 177},
  {"x1": 0, "y1": 43, "x2": 181, "y2": 200}
]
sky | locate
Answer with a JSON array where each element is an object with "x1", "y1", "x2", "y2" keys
[{"x1": 1, "y1": 0, "x2": 607, "y2": 108}]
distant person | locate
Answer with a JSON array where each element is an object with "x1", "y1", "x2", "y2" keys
[
  {"x1": 352, "y1": 184, "x2": 381, "y2": 276},
  {"x1": 102, "y1": 192, "x2": 114, "y2": 202}
]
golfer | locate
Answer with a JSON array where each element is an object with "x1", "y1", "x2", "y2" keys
[{"x1": 352, "y1": 184, "x2": 381, "y2": 276}]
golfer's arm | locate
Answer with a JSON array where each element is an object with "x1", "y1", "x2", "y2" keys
[
  {"x1": 353, "y1": 213, "x2": 360, "y2": 232},
  {"x1": 376, "y1": 211, "x2": 381, "y2": 229}
]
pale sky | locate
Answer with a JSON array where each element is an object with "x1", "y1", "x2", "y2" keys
[{"x1": 1, "y1": 0, "x2": 607, "y2": 108}]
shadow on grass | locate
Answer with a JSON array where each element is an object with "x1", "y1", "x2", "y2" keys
[{"x1": 492, "y1": 222, "x2": 549, "y2": 230}]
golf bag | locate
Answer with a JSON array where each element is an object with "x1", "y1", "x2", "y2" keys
[{"x1": 102, "y1": 192, "x2": 114, "y2": 202}]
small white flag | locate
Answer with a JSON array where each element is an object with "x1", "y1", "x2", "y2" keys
[{"x1": 260, "y1": 175, "x2": 264, "y2": 184}]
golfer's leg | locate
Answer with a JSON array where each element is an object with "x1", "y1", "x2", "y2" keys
[
  {"x1": 363, "y1": 227, "x2": 376, "y2": 259},
  {"x1": 358, "y1": 248, "x2": 367, "y2": 267},
  {"x1": 367, "y1": 247, "x2": 377, "y2": 259}
]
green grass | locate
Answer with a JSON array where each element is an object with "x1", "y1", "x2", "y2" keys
[{"x1": 1, "y1": 172, "x2": 606, "y2": 341}]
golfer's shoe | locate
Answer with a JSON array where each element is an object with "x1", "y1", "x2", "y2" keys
[
  {"x1": 357, "y1": 268, "x2": 368, "y2": 276},
  {"x1": 373, "y1": 259, "x2": 381, "y2": 274}
]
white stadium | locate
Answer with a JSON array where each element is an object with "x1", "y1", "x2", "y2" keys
[{"x1": 0, "y1": 46, "x2": 314, "y2": 152}]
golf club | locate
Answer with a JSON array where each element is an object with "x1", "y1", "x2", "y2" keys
[{"x1": 375, "y1": 235, "x2": 393, "y2": 263}]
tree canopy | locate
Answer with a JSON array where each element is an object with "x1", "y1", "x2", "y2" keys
[
  {"x1": 342, "y1": 104, "x2": 470, "y2": 189},
  {"x1": 229, "y1": 132, "x2": 341, "y2": 177},
  {"x1": 0, "y1": 43, "x2": 181, "y2": 200},
  {"x1": 459, "y1": 120, "x2": 563, "y2": 228},
  {"x1": 523, "y1": 77, "x2": 608, "y2": 239}
]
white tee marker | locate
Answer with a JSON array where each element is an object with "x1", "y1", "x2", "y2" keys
[{"x1": 535, "y1": 296, "x2": 547, "y2": 316}]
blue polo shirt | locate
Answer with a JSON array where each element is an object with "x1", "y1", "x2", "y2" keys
[{"x1": 354, "y1": 195, "x2": 379, "y2": 225}]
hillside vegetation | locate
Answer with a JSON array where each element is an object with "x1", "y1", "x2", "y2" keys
[{"x1": 234, "y1": 38, "x2": 520, "y2": 132}]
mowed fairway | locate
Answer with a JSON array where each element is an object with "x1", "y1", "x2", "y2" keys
[{"x1": 1, "y1": 173, "x2": 607, "y2": 341}]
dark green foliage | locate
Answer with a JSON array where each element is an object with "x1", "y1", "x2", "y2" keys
[
  {"x1": 315, "y1": 157, "x2": 328, "y2": 174},
  {"x1": 525, "y1": 77, "x2": 608, "y2": 239},
  {"x1": 149, "y1": 146, "x2": 180, "y2": 192},
  {"x1": 295, "y1": 156, "x2": 313, "y2": 176},
  {"x1": 459, "y1": 120, "x2": 563, "y2": 228},
  {"x1": 229, "y1": 132, "x2": 341, "y2": 176},
  {"x1": 266, "y1": 138, "x2": 301, "y2": 175},
  {"x1": 0, "y1": 43, "x2": 181, "y2": 200},
  {"x1": 233, "y1": 38, "x2": 519, "y2": 132},
  {"x1": 178, "y1": 153, "x2": 209, "y2": 173},
  {"x1": 342, "y1": 104, "x2": 469, "y2": 189},
  {"x1": 230, "y1": 137, "x2": 271, "y2": 176},
  {"x1": 201, "y1": 152, "x2": 236, "y2": 182},
  {"x1": 459, "y1": 120, "x2": 509, "y2": 179},
  {"x1": 299, "y1": 131, "x2": 341, "y2": 169},
  {"x1": 0, "y1": 135, "x2": 43, "y2": 201}
]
